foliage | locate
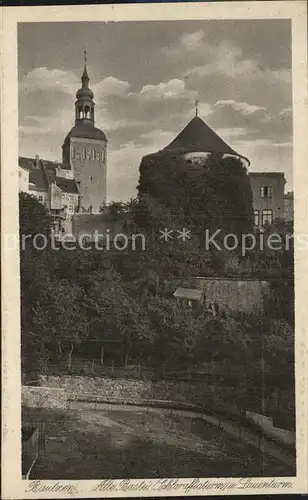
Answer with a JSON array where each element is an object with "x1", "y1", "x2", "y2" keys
[
  {"x1": 19, "y1": 192, "x2": 52, "y2": 239},
  {"x1": 20, "y1": 174, "x2": 294, "y2": 430},
  {"x1": 137, "y1": 152, "x2": 254, "y2": 239}
]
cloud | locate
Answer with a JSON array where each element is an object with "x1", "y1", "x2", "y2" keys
[
  {"x1": 207, "y1": 99, "x2": 268, "y2": 134},
  {"x1": 137, "y1": 79, "x2": 196, "y2": 102},
  {"x1": 164, "y1": 33, "x2": 292, "y2": 86},
  {"x1": 94, "y1": 76, "x2": 131, "y2": 99},
  {"x1": 214, "y1": 100, "x2": 267, "y2": 117},
  {"x1": 20, "y1": 67, "x2": 131, "y2": 102},
  {"x1": 181, "y1": 31, "x2": 205, "y2": 51},
  {"x1": 184, "y1": 45, "x2": 291, "y2": 84},
  {"x1": 19, "y1": 110, "x2": 72, "y2": 136},
  {"x1": 20, "y1": 67, "x2": 78, "y2": 94}
]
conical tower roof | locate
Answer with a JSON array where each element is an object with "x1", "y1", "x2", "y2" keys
[{"x1": 163, "y1": 116, "x2": 249, "y2": 164}]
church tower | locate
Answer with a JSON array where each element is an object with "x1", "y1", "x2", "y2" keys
[{"x1": 62, "y1": 51, "x2": 107, "y2": 213}]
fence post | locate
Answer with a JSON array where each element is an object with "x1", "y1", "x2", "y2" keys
[{"x1": 38, "y1": 423, "x2": 46, "y2": 455}]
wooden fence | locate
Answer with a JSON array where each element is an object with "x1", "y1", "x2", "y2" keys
[{"x1": 22, "y1": 423, "x2": 46, "y2": 479}]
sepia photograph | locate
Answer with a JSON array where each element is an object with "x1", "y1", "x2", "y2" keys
[{"x1": 1, "y1": 1, "x2": 308, "y2": 498}]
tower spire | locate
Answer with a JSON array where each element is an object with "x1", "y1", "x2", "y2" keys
[
  {"x1": 195, "y1": 97, "x2": 199, "y2": 117},
  {"x1": 75, "y1": 49, "x2": 94, "y2": 123},
  {"x1": 82, "y1": 47, "x2": 89, "y2": 82}
]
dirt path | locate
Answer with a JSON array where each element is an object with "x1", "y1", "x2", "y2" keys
[{"x1": 30, "y1": 408, "x2": 292, "y2": 479}]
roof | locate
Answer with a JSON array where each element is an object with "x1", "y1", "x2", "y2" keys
[
  {"x1": 163, "y1": 116, "x2": 249, "y2": 163},
  {"x1": 55, "y1": 177, "x2": 79, "y2": 194},
  {"x1": 64, "y1": 122, "x2": 107, "y2": 143},
  {"x1": 18, "y1": 156, "x2": 77, "y2": 193},
  {"x1": 19, "y1": 157, "x2": 36, "y2": 170},
  {"x1": 173, "y1": 287, "x2": 204, "y2": 300}
]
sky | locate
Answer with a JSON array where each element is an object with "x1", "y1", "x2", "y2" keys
[{"x1": 18, "y1": 20, "x2": 293, "y2": 201}]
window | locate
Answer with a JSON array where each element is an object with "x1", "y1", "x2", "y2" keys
[
  {"x1": 260, "y1": 186, "x2": 272, "y2": 198},
  {"x1": 82, "y1": 147, "x2": 86, "y2": 159},
  {"x1": 254, "y1": 209, "x2": 260, "y2": 226},
  {"x1": 96, "y1": 150, "x2": 101, "y2": 162},
  {"x1": 92, "y1": 149, "x2": 96, "y2": 161},
  {"x1": 262, "y1": 209, "x2": 273, "y2": 226},
  {"x1": 38, "y1": 195, "x2": 43, "y2": 202},
  {"x1": 71, "y1": 146, "x2": 75, "y2": 159},
  {"x1": 68, "y1": 204, "x2": 74, "y2": 214}
]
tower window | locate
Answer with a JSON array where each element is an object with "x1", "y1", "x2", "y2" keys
[
  {"x1": 96, "y1": 150, "x2": 101, "y2": 161},
  {"x1": 71, "y1": 146, "x2": 75, "y2": 159},
  {"x1": 82, "y1": 147, "x2": 86, "y2": 159},
  {"x1": 262, "y1": 209, "x2": 273, "y2": 226},
  {"x1": 260, "y1": 186, "x2": 272, "y2": 198},
  {"x1": 254, "y1": 209, "x2": 260, "y2": 227}
]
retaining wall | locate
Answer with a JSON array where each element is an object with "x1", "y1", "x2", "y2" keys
[
  {"x1": 246, "y1": 411, "x2": 295, "y2": 447},
  {"x1": 22, "y1": 386, "x2": 67, "y2": 409},
  {"x1": 192, "y1": 277, "x2": 271, "y2": 313},
  {"x1": 39, "y1": 375, "x2": 220, "y2": 407}
]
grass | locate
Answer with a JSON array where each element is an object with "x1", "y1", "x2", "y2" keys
[{"x1": 22, "y1": 406, "x2": 293, "y2": 479}]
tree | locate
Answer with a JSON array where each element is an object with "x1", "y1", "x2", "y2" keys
[
  {"x1": 82, "y1": 270, "x2": 156, "y2": 367},
  {"x1": 19, "y1": 192, "x2": 51, "y2": 241}
]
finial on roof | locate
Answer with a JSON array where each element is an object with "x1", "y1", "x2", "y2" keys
[
  {"x1": 81, "y1": 47, "x2": 89, "y2": 81},
  {"x1": 195, "y1": 97, "x2": 199, "y2": 117}
]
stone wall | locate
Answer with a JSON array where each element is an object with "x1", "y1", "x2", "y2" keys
[
  {"x1": 22, "y1": 386, "x2": 67, "y2": 409},
  {"x1": 193, "y1": 277, "x2": 271, "y2": 313},
  {"x1": 39, "y1": 375, "x2": 222, "y2": 410},
  {"x1": 246, "y1": 411, "x2": 295, "y2": 446}
]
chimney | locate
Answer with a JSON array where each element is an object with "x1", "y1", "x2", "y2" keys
[{"x1": 35, "y1": 155, "x2": 40, "y2": 169}]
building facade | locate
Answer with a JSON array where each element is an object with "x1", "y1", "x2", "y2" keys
[
  {"x1": 19, "y1": 156, "x2": 80, "y2": 235},
  {"x1": 249, "y1": 172, "x2": 285, "y2": 228},
  {"x1": 284, "y1": 191, "x2": 294, "y2": 222}
]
